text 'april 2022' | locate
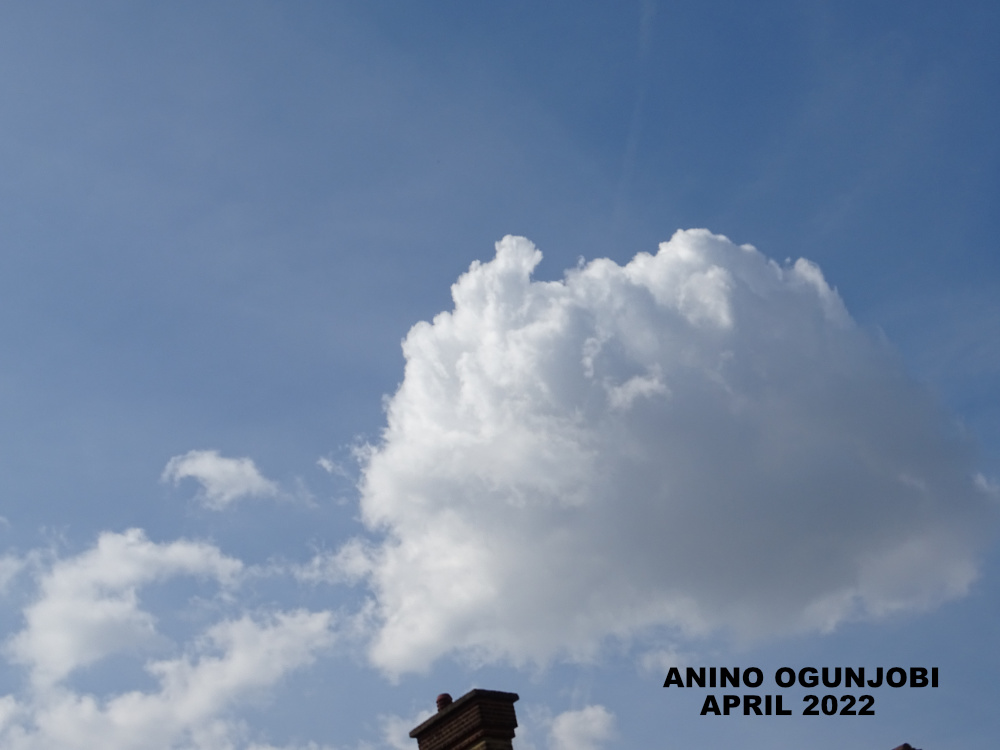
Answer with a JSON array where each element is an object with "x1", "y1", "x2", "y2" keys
[{"x1": 662, "y1": 666, "x2": 939, "y2": 716}]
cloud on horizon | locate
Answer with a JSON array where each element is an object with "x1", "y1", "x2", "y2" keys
[{"x1": 346, "y1": 230, "x2": 995, "y2": 675}]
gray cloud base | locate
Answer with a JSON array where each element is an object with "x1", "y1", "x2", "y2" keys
[{"x1": 353, "y1": 230, "x2": 992, "y2": 674}]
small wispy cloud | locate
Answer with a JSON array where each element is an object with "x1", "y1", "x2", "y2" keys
[
  {"x1": 636, "y1": 645, "x2": 696, "y2": 676},
  {"x1": 975, "y1": 473, "x2": 1000, "y2": 499},
  {"x1": 317, "y1": 456, "x2": 351, "y2": 479},
  {"x1": 291, "y1": 540, "x2": 373, "y2": 586},
  {"x1": 162, "y1": 449, "x2": 281, "y2": 510},
  {"x1": 0, "y1": 554, "x2": 24, "y2": 593}
]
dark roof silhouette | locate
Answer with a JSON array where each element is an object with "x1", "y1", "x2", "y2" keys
[{"x1": 410, "y1": 689, "x2": 519, "y2": 750}]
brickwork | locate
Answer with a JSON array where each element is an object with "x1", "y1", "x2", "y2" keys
[{"x1": 409, "y1": 689, "x2": 519, "y2": 750}]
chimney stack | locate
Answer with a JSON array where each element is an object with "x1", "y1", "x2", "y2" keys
[{"x1": 409, "y1": 689, "x2": 519, "y2": 750}]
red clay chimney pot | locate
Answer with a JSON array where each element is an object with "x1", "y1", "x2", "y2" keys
[{"x1": 436, "y1": 693, "x2": 453, "y2": 712}]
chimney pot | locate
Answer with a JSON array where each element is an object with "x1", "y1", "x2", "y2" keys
[{"x1": 411, "y1": 689, "x2": 519, "y2": 750}]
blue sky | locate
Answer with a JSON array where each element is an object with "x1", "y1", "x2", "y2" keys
[{"x1": 0, "y1": 2, "x2": 998, "y2": 748}]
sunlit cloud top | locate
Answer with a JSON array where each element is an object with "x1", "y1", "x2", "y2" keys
[{"x1": 346, "y1": 230, "x2": 993, "y2": 675}]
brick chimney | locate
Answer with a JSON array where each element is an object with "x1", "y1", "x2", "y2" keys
[{"x1": 409, "y1": 689, "x2": 519, "y2": 750}]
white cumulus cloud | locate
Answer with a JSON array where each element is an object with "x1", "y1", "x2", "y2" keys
[
  {"x1": 349, "y1": 230, "x2": 994, "y2": 675},
  {"x1": 162, "y1": 450, "x2": 281, "y2": 510},
  {"x1": 0, "y1": 530, "x2": 335, "y2": 750},
  {"x1": 8, "y1": 528, "x2": 242, "y2": 689}
]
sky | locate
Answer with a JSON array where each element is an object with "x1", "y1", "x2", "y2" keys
[{"x1": 0, "y1": 1, "x2": 998, "y2": 748}]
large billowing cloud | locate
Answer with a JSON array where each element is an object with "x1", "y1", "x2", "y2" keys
[{"x1": 351, "y1": 229, "x2": 994, "y2": 675}]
